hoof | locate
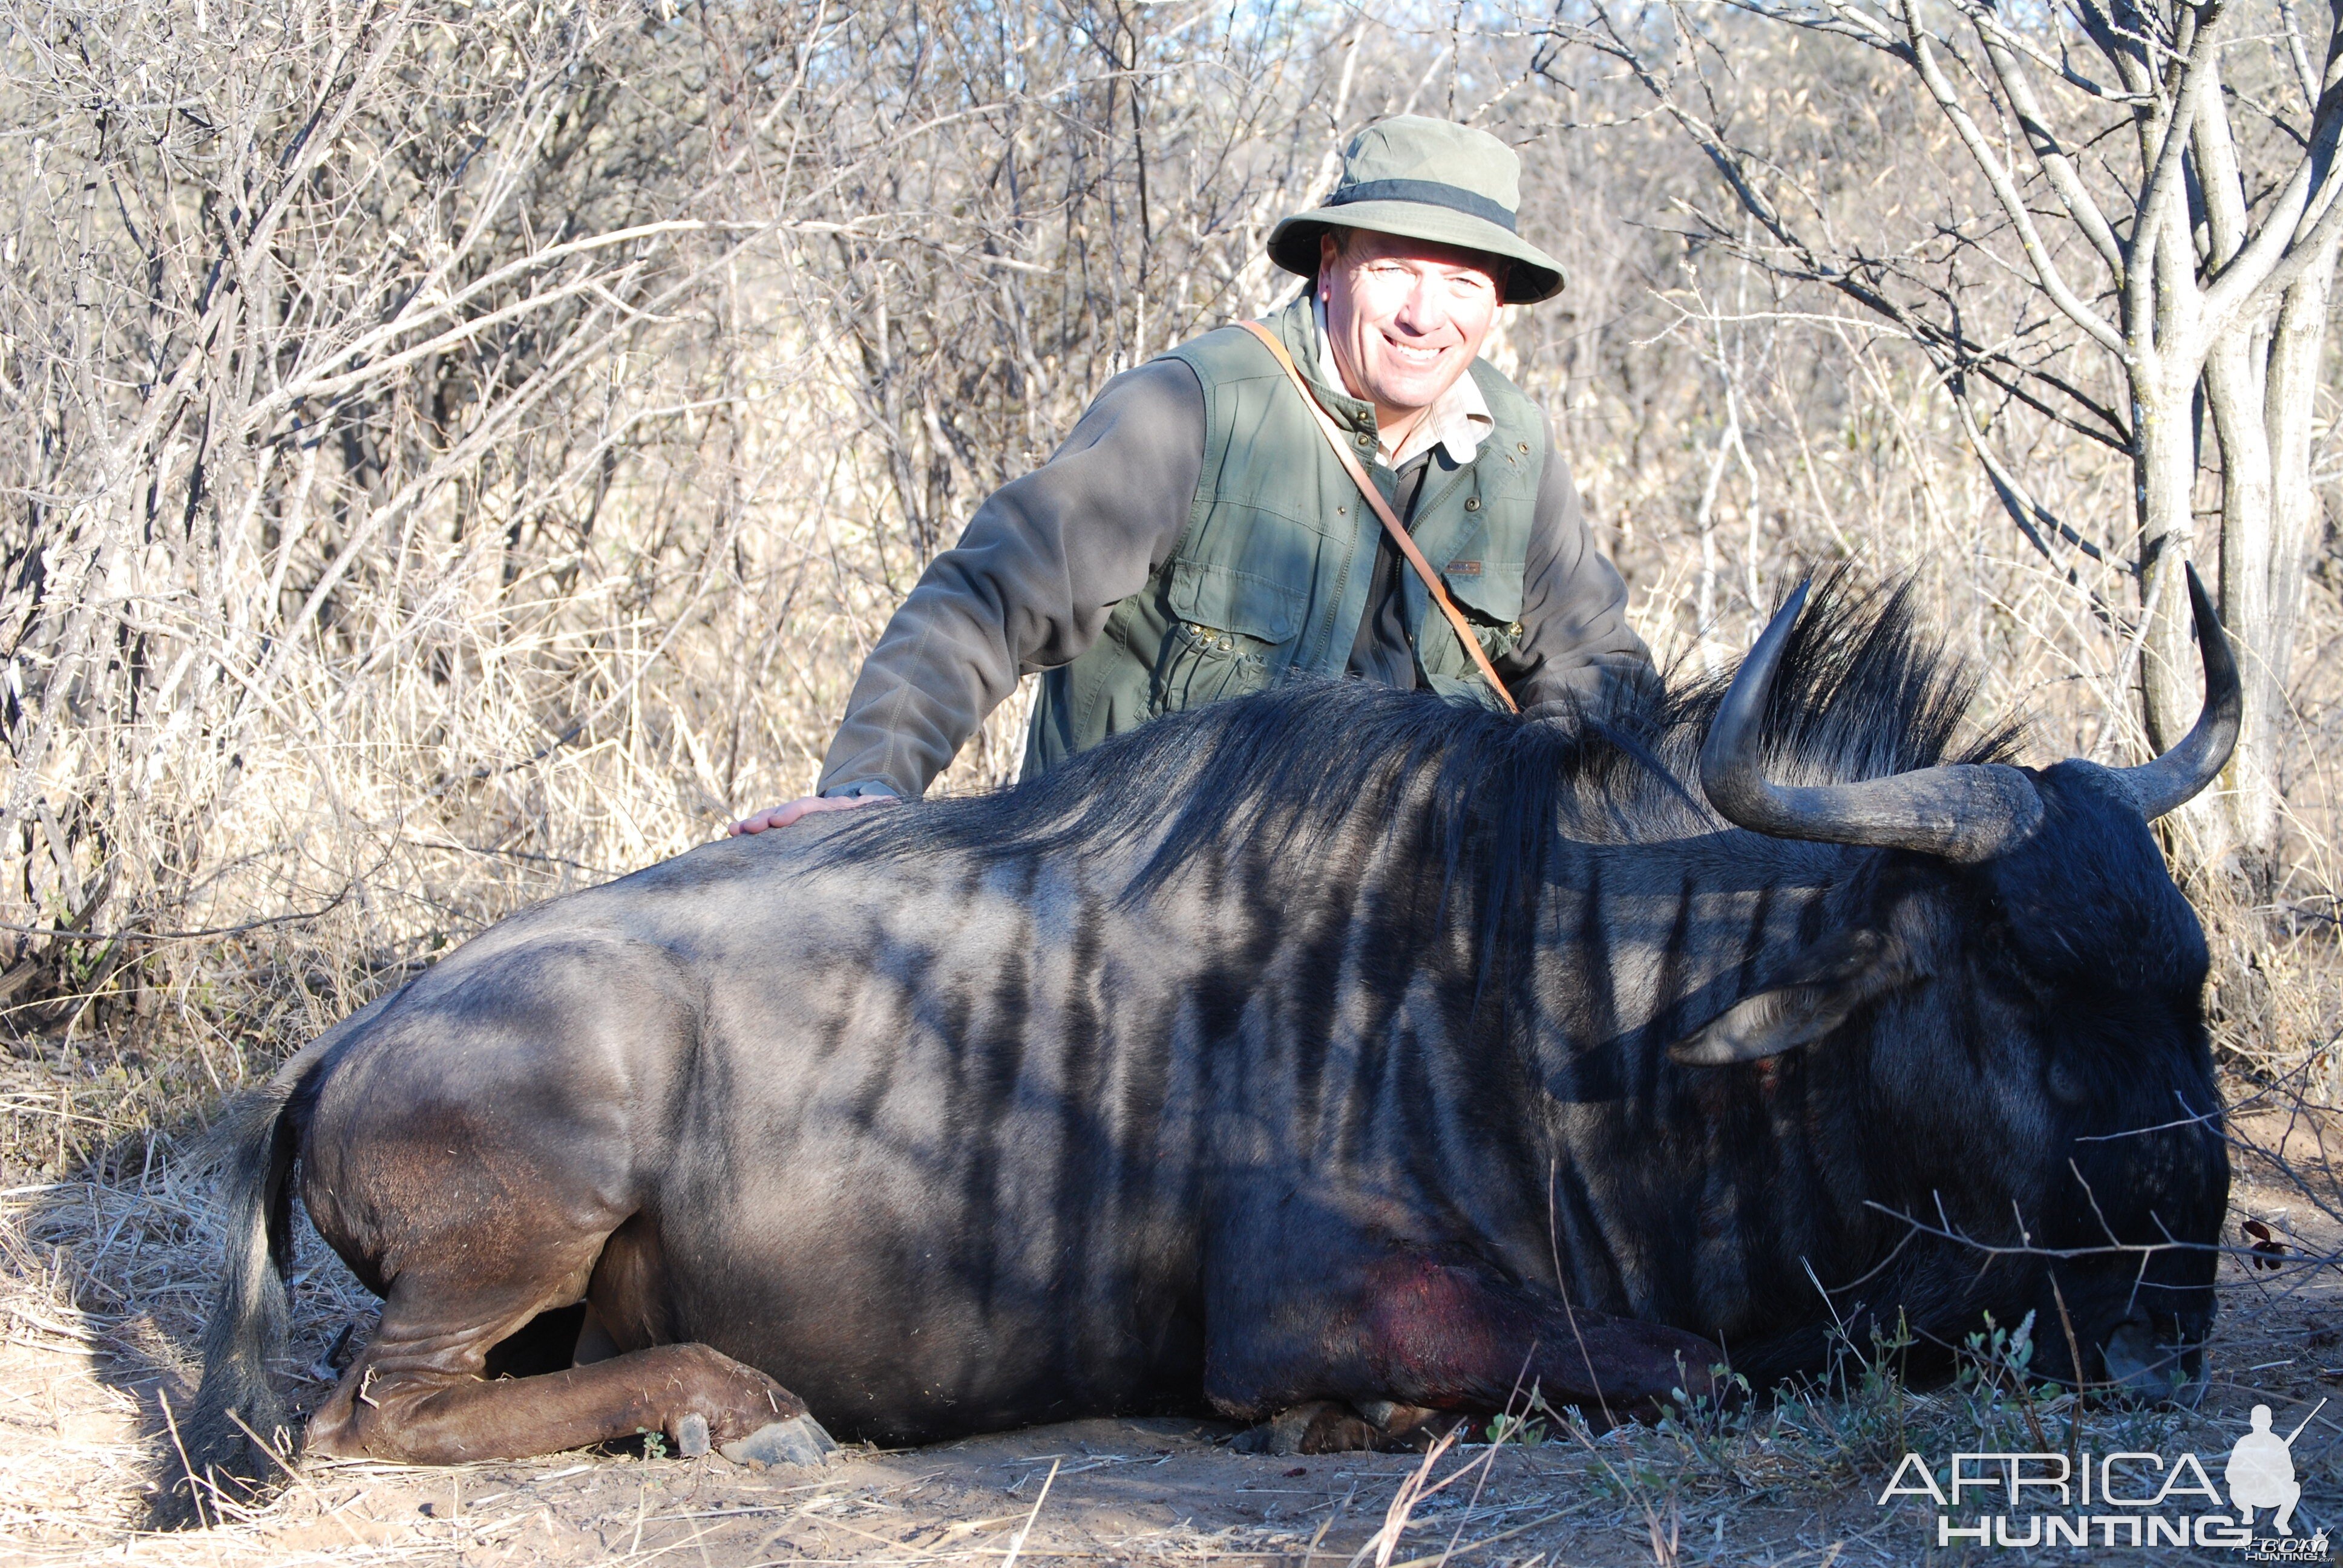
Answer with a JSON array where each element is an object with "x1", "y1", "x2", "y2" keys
[
  {"x1": 675, "y1": 1413, "x2": 711, "y2": 1459},
  {"x1": 719, "y1": 1414, "x2": 839, "y2": 1469},
  {"x1": 1230, "y1": 1401, "x2": 1378, "y2": 1456},
  {"x1": 1227, "y1": 1422, "x2": 1287, "y2": 1455},
  {"x1": 1376, "y1": 1409, "x2": 1470, "y2": 1452}
]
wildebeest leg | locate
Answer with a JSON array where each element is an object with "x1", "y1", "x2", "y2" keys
[
  {"x1": 1208, "y1": 1251, "x2": 1717, "y2": 1452},
  {"x1": 306, "y1": 1263, "x2": 813, "y2": 1465},
  {"x1": 1225, "y1": 1399, "x2": 1472, "y2": 1455}
]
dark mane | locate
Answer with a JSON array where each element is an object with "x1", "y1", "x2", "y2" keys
[{"x1": 830, "y1": 572, "x2": 2022, "y2": 903}]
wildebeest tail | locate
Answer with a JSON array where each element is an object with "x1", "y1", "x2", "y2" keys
[
  {"x1": 155, "y1": 983, "x2": 390, "y2": 1532},
  {"x1": 156, "y1": 1071, "x2": 306, "y2": 1527}
]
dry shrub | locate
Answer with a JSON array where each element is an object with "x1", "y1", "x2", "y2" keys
[
  {"x1": 0, "y1": 0, "x2": 1378, "y2": 1160},
  {"x1": 0, "y1": 4, "x2": 2336, "y2": 1535}
]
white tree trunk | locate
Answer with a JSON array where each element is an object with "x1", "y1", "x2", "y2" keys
[
  {"x1": 2244, "y1": 244, "x2": 2343, "y2": 860},
  {"x1": 2207, "y1": 323, "x2": 2278, "y2": 856}
]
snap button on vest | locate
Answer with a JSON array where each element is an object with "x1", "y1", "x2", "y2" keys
[{"x1": 1464, "y1": 495, "x2": 1481, "y2": 511}]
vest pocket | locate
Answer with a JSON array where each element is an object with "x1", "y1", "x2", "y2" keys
[
  {"x1": 1152, "y1": 619, "x2": 1280, "y2": 714},
  {"x1": 1425, "y1": 560, "x2": 1524, "y2": 708},
  {"x1": 1441, "y1": 560, "x2": 1524, "y2": 625},
  {"x1": 1153, "y1": 560, "x2": 1304, "y2": 716},
  {"x1": 1439, "y1": 560, "x2": 1527, "y2": 668}
]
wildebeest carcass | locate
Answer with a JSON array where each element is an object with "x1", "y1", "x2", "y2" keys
[{"x1": 172, "y1": 568, "x2": 2236, "y2": 1518}]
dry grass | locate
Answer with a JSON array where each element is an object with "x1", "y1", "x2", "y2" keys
[{"x1": 1, "y1": 0, "x2": 2341, "y2": 1558}]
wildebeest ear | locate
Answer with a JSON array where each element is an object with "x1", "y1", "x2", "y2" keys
[{"x1": 1668, "y1": 927, "x2": 1913, "y2": 1066}]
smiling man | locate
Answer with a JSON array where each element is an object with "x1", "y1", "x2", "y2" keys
[{"x1": 735, "y1": 116, "x2": 1652, "y2": 832}]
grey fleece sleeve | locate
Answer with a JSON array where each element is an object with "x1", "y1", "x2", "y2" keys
[
  {"x1": 816, "y1": 360, "x2": 1207, "y2": 799},
  {"x1": 1502, "y1": 415, "x2": 1656, "y2": 713}
]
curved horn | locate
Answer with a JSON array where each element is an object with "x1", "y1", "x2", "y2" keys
[
  {"x1": 1700, "y1": 581, "x2": 2045, "y2": 863},
  {"x1": 2109, "y1": 563, "x2": 2241, "y2": 821}
]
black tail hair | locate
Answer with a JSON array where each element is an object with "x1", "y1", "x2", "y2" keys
[
  {"x1": 156, "y1": 1076, "x2": 305, "y2": 1527},
  {"x1": 162, "y1": 987, "x2": 404, "y2": 1526}
]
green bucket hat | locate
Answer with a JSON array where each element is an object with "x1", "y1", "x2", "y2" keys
[{"x1": 1268, "y1": 116, "x2": 1564, "y2": 305}]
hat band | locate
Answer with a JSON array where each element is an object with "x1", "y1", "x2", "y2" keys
[{"x1": 1324, "y1": 178, "x2": 1517, "y2": 234}]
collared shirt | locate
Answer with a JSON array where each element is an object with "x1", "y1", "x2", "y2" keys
[{"x1": 1312, "y1": 298, "x2": 1493, "y2": 469}]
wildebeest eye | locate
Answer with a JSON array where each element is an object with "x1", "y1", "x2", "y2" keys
[{"x1": 2046, "y1": 1053, "x2": 2091, "y2": 1106}]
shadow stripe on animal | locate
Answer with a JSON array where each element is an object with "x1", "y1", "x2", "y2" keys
[{"x1": 167, "y1": 567, "x2": 2236, "y2": 1522}]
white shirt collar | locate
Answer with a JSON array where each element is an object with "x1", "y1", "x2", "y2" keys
[{"x1": 1312, "y1": 298, "x2": 1492, "y2": 469}]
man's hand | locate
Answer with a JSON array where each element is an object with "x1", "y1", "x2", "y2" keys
[{"x1": 727, "y1": 794, "x2": 897, "y2": 835}]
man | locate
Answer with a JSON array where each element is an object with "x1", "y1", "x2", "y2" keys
[
  {"x1": 2225, "y1": 1403, "x2": 2305, "y2": 1535},
  {"x1": 733, "y1": 116, "x2": 1650, "y2": 834}
]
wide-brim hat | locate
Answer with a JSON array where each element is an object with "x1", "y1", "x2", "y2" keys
[{"x1": 1268, "y1": 116, "x2": 1564, "y2": 305}]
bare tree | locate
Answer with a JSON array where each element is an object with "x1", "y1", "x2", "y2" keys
[
  {"x1": 1537, "y1": 0, "x2": 2343, "y2": 872},
  {"x1": 0, "y1": 0, "x2": 1383, "y2": 1050},
  {"x1": 2, "y1": 0, "x2": 2336, "y2": 1099}
]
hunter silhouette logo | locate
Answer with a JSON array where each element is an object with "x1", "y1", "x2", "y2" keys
[
  {"x1": 2227, "y1": 1403, "x2": 2315, "y2": 1536},
  {"x1": 1878, "y1": 1398, "x2": 2328, "y2": 1552}
]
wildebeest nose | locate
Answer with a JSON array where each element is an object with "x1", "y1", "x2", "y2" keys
[{"x1": 2100, "y1": 1313, "x2": 2200, "y2": 1402}]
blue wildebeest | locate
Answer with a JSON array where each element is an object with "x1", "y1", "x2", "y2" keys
[{"x1": 171, "y1": 570, "x2": 2235, "y2": 1518}]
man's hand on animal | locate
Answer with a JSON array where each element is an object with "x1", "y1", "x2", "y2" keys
[{"x1": 727, "y1": 792, "x2": 896, "y2": 835}]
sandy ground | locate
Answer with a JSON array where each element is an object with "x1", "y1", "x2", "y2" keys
[
  {"x1": 0, "y1": 1374, "x2": 1958, "y2": 1567},
  {"x1": 1, "y1": 1108, "x2": 2338, "y2": 1567}
]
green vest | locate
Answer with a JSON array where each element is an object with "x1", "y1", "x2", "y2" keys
[{"x1": 1023, "y1": 297, "x2": 1549, "y2": 779}]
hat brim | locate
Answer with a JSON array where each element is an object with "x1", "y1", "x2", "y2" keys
[{"x1": 1269, "y1": 201, "x2": 1564, "y2": 304}]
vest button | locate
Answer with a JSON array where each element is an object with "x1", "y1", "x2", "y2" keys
[
  {"x1": 1464, "y1": 496, "x2": 1481, "y2": 511},
  {"x1": 1355, "y1": 433, "x2": 1373, "y2": 449}
]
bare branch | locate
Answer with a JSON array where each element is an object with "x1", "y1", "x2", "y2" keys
[
  {"x1": 1712, "y1": 0, "x2": 1905, "y2": 51},
  {"x1": 2193, "y1": 0, "x2": 2343, "y2": 323},
  {"x1": 2275, "y1": 0, "x2": 2328, "y2": 105},
  {"x1": 1961, "y1": 0, "x2": 2129, "y2": 272},
  {"x1": 2201, "y1": 21, "x2": 2343, "y2": 325},
  {"x1": 1947, "y1": 378, "x2": 2117, "y2": 567},
  {"x1": 2122, "y1": 0, "x2": 2219, "y2": 358},
  {"x1": 1895, "y1": 0, "x2": 2129, "y2": 353}
]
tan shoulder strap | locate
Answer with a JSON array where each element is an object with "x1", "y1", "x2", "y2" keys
[{"x1": 1238, "y1": 319, "x2": 1518, "y2": 714}]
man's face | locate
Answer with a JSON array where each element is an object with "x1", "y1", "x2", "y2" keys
[{"x1": 1317, "y1": 228, "x2": 1504, "y2": 425}]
